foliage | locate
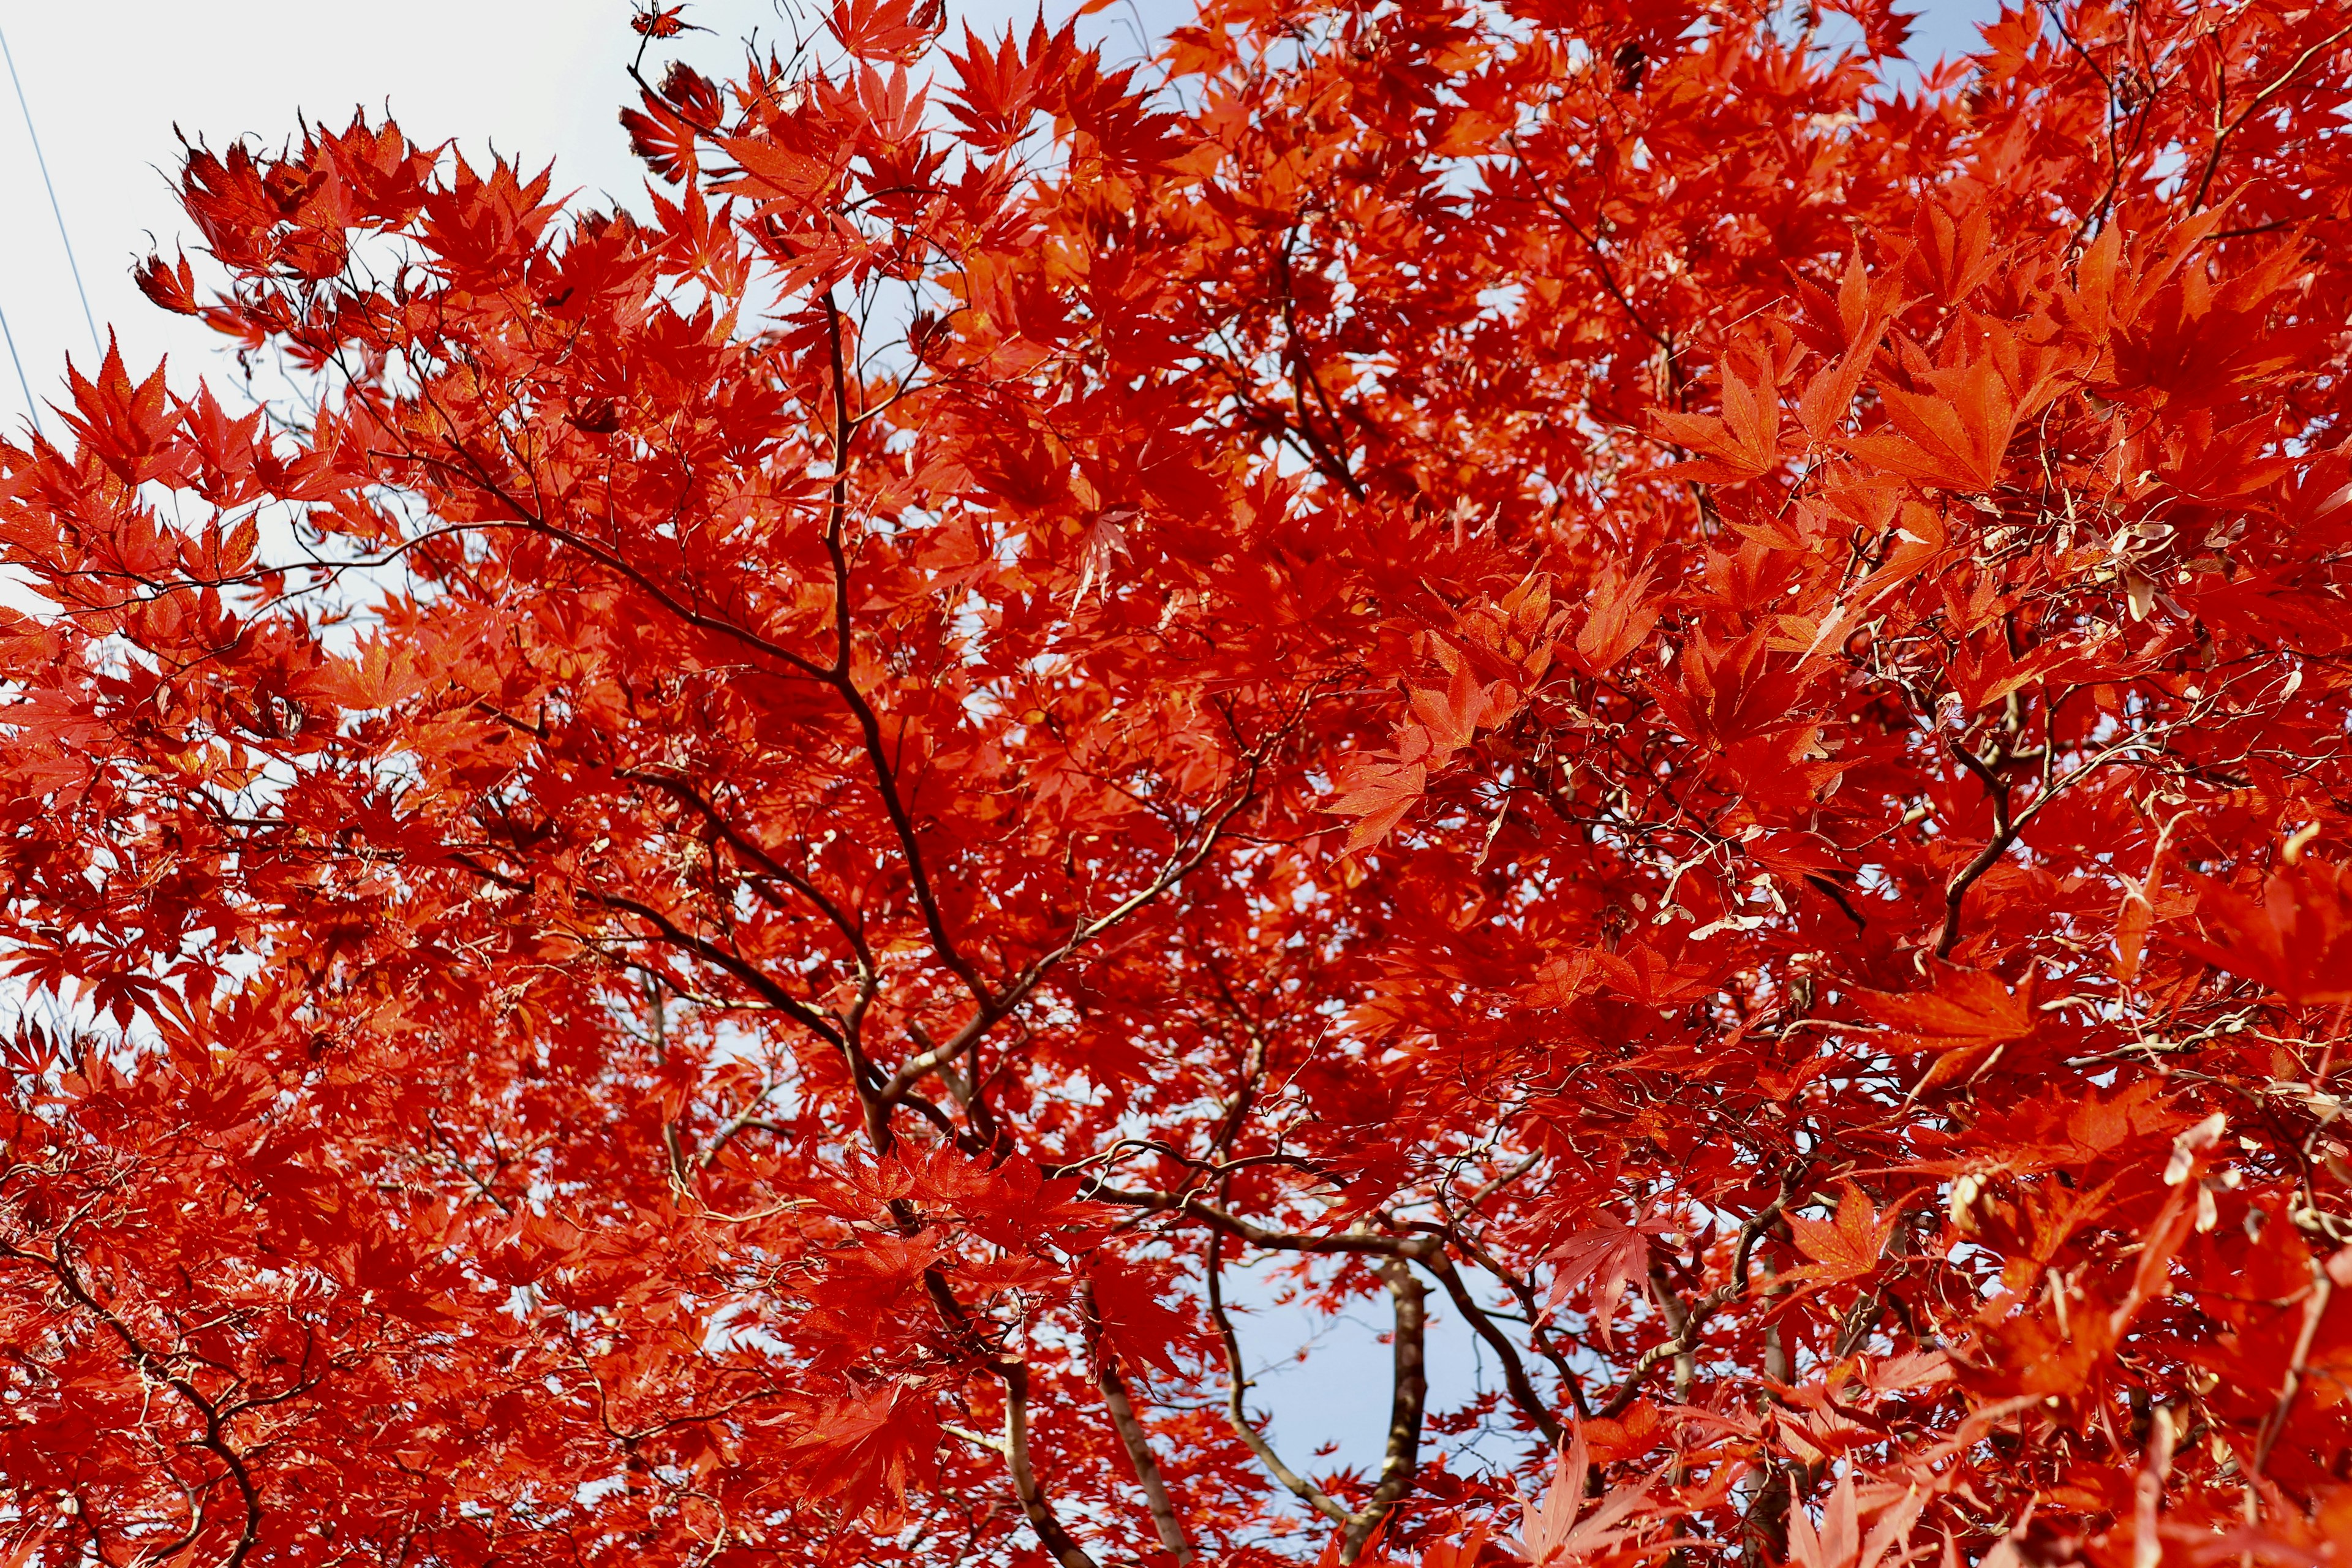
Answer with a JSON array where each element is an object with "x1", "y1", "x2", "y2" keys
[{"x1": 4, "y1": 0, "x2": 2352, "y2": 1563}]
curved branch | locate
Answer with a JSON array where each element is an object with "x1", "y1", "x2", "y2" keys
[
  {"x1": 999, "y1": 1360, "x2": 1102, "y2": 1568},
  {"x1": 618, "y1": 767, "x2": 876, "y2": 976},
  {"x1": 451, "y1": 850, "x2": 845, "y2": 1049},
  {"x1": 1205, "y1": 1229, "x2": 1354, "y2": 1528},
  {"x1": 1091, "y1": 1185, "x2": 1427, "y2": 1256},
  {"x1": 1083, "y1": 1279, "x2": 1195, "y2": 1564},
  {"x1": 1346, "y1": 1259, "x2": 1428, "y2": 1561},
  {"x1": 880, "y1": 756, "x2": 1268, "y2": 1106},
  {"x1": 1594, "y1": 1178, "x2": 1795, "y2": 1417},
  {"x1": 2188, "y1": 21, "x2": 2352, "y2": 211},
  {"x1": 1420, "y1": 1250, "x2": 1563, "y2": 1446}
]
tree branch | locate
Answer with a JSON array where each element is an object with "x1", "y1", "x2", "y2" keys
[
  {"x1": 1084, "y1": 1280, "x2": 1194, "y2": 1564},
  {"x1": 1420, "y1": 1250, "x2": 1563, "y2": 1446},
  {"x1": 998, "y1": 1359, "x2": 1102, "y2": 1568},
  {"x1": 1205, "y1": 1229, "x2": 1355, "y2": 1528},
  {"x1": 1346, "y1": 1259, "x2": 1428, "y2": 1561}
]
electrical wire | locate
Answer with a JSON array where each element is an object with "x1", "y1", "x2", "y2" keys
[
  {"x1": 0, "y1": 299, "x2": 37, "y2": 435},
  {"x1": 0, "y1": 19, "x2": 100, "y2": 356}
]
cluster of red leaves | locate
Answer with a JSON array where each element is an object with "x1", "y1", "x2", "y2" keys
[{"x1": 4, "y1": 0, "x2": 2352, "y2": 1564}]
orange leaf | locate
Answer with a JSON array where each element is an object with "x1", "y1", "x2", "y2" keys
[
  {"x1": 1849, "y1": 355, "x2": 2018, "y2": 493},
  {"x1": 1324, "y1": 756, "x2": 1427, "y2": 854},
  {"x1": 1858, "y1": 965, "x2": 2037, "y2": 1061},
  {"x1": 1572, "y1": 564, "x2": 1660, "y2": 674},
  {"x1": 1783, "y1": 1186, "x2": 1901, "y2": 1289}
]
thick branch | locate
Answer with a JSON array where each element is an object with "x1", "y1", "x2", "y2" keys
[
  {"x1": 1205, "y1": 1230, "x2": 1431, "y2": 1562},
  {"x1": 1345, "y1": 1259, "x2": 1428, "y2": 1561},
  {"x1": 1421, "y1": 1250, "x2": 1563, "y2": 1446},
  {"x1": 999, "y1": 1359, "x2": 1102, "y2": 1568},
  {"x1": 1084, "y1": 1278, "x2": 1194, "y2": 1566},
  {"x1": 1272, "y1": 228, "x2": 1367, "y2": 502}
]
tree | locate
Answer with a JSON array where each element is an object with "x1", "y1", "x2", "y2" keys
[{"x1": 2, "y1": 0, "x2": 2350, "y2": 1561}]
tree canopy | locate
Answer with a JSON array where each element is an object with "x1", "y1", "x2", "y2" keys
[{"x1": 5, "y1": 0, "x2": 2352, "y2": 1563}]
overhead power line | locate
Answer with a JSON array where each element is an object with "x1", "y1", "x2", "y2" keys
[
  {"x1": 0, "y1": 19, "x2": 100, "y2": 357},
  {"x1": 0, "y1": 300, "x2": 37, "y2": 435}
]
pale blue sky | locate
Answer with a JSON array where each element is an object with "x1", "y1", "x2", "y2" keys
[{"x1": 3, "y1": 0, "x2": 2000, "y2": 435}]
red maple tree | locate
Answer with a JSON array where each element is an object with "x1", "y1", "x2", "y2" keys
[{"x1": 4, "y1": 1, "x2": 2352, "y2": 1563}]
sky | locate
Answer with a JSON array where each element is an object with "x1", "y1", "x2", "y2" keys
[
  {"x1": 0, "y1": 0, "x2": 2003, "y2": 1493},
  {"x1": 0, "y1": 0, "x2": 2004, "y2": 436}
]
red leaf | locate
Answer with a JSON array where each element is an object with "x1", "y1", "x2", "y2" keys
[
  {"x1": 2173, "y1": 859, "x2": 2352, "y2": 1005},
  {"x1": 1513, "y1": 1427, "x2": 1649, "y2": 1564},
  {"x1": 1088, "y1": 1257, "x2": 1191, "y2": 1376},
  {"x1": 1325, "y1": 756, "x2": 1427, "y2": 854},
  {"x1": 1849, "y1": 353, "x2": 2019, "y2": 494},
  {"x1": 630, "y1": 4, "x2": 702, "y2": 39},
  {"x1": 1570, "y1": 563, "x2": 1660, "y2": 674},
  {"x1": 1545, "y1": 1212, "x2": 1673, "y2": 1347},
  {"x1": 786, "y1": 1384, "x2": 941, "y2": 1515},
  {"x1": 1783, "y1": 1186, "x2": 1901, "y2": 1290},
  {"x1": 1856, "y1": 965, "x2": 2037, "y2": 1092}
]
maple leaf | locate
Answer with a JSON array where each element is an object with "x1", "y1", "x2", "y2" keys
[
  {"x1": 1507, "y1": 1429, "x2": 1649, "y2": 1564},
  {"x1": 620, "y1": 99, "x2": 701, "y2": 184},
  {"x1": 1856, "y1": 966, "x2": 2037, "y2": 1095},
  {"x1": 1404, "y1": 658, "x2": 1493, "y2": 765},
  {"x1": 1589, "y1": 940, "x2": 1717, "y2": 1008},
  {"x1": 1087, "y1": 1256, "x2": 1193, "y2": 1376},
  {"x1": 1787, "y1": 1471, "x2": 1925, "y2": 1568},
  {"x1": 132, "y1": 252, "x2": 203, "y2": 317},
  {"x1": 1069, "y1": 505, "x2": 1135, "y2": 608},
  {"x1": 1653, "y1": 353, "x2": 1784, "y2": 483},
  {"x1": 2170, "y1": 859, "x2": 2352, "y2": 1005},
  {"x1": 829, "y1": 0, "x2": 945, "y2": 63},
  {"x1": 1647, "y1": 627, "x2": 1809, "y2": 752},
  {"x1": 324, "y1": 638, "x2": 432, "y2": 712},
  {"x1": 785, "y1": 1384, "x2": 941, "y2": 1513},
  {"x1": 1571, "y1": 563, "x2": 1660, "y2": 674},
  {"x1": 1782, "y1": 1186, "x2": 1903, "y2": 1291},
  {"x1": 944, "y1": 17, "x2": 1076, "y2": 153},
  {"x1": 57, "y1": 333, "x2": 189, "y2": 489},
  {"x1": 1325, "y1": 755, "x2": 1428, "y2": 855},
  {"x1": 1546, "y1": 1210, "x2": 1675, "y2": 1346},
  {"x1": 1740, "y1": 827, "x2": 1848, "y2": 881},
  {"x1": 1790, "y1": 252, "x2": 1900, "y2": 444},
  {"x1": 1421, "y1": 1520, "x2": 1496, "y2": 1568},
  {"x1": 630, "y1": 4, "x2": 702, "y2": 39},
  {"x1": 1849, "y1": 353, "x2": 2020, "y2": 494}
]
